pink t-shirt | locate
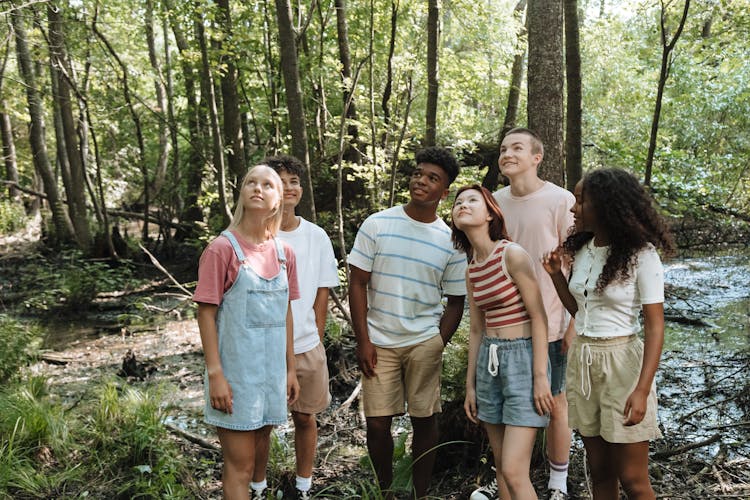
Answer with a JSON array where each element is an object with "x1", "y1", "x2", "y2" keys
[
  {"x1": 193, "y1": 231, "x2": 300, "y2": 306},
  {"x1": 494, "y1": 182, "x2": 575, "y2": 341}
]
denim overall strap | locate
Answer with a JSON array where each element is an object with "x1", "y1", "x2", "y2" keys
[
  {"x1": 272, "y1": 236, "x2": 286, "y2": 265},
  {"x1": 221, "y1": 230, "x2": 246, "y2": 263}
]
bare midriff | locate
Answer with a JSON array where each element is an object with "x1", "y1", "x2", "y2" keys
[{"x1": 484, "y1": 321, "x2": 532, "y2": 340}]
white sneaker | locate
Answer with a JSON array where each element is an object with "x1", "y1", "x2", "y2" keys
[
  {"x1": 548, "y1": 489, "x2": 568, "y2": 500},
  {"x1": 469, "y1": 477, "x2": 498, "y2": 500}
]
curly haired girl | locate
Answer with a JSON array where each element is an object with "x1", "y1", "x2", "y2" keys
[{"x1": 543, "y1": 168, "x2": 674, "y2": 499}]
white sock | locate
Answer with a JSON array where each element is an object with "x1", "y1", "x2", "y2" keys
[
  {"x1": 296, "y1": 475, "x2": 312, "y2": 492},
  {"x1": 548, "y1": 460, "x2": 569, "y2": 494},
  {"x1": 251, "y1": 479, "x2": 268, "y2": 492}
]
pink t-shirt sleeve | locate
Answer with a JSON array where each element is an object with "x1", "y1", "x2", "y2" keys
[{"x1": 193, "y1": 237, "x2": 236, "y2": 305}]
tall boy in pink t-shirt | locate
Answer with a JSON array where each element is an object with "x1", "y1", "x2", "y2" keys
[{"x1": 470, "y1": 128, "x2": 575, "y2": 500}]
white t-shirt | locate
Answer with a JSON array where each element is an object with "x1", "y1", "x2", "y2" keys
[
  {"x1": 494, "y1": 182, "x2": 575, "y2": 341},
  {"x1": 569, "y1": 240, "x2": 664, "y2": 338},
  {"x1": 278, "y1": 217, "x2": 340, "y2": 354},
  {"x1": 347, "y1": 205, "x2": 467, "y2": 348}
]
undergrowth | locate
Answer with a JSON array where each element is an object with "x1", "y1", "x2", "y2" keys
[{"x1": 0, "y1": 377, "x2": 191, "y2": 499}]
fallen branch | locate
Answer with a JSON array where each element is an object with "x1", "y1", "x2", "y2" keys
[
  {"x1": 652, "y1": 433, "x2": 721, "y2": 460},
  {"x1": 165, "y1": 422, "x2": 220, "y2": 452},
  {"x1": 335, "y1": 379, "x2": 362, "y2": 414},
  {"x1": 139, "y1": 244, "x2": 193, "y2": 297}
]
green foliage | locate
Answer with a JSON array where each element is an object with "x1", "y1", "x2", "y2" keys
[
  {"x1": 0, "y1": 315, "x2": 41, "y2": 383},
  {"x1": 0, "y1": 201, "x2": 27, "y2": 234},
  {"x1": 20, "y1": 251, "x2": 138, "y2": 312},
  {"x1": 441, "y1": 318, "x2": 470, "y2": 403},
  {"x1": 0, "y1": 378, "x2": 191, "y2": 499}
]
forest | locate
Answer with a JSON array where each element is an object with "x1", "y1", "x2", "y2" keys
[{"x1": 0, "y1": 0, "x2": 749, "y2": 498}]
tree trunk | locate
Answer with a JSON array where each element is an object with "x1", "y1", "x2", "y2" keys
[
  {"x1": 11, "y1": 5, "x2": 73, "y2": 245},
  {"x1": 527, "y1": 0, "x2": 565, "y2": 186},
  {"x1": 275, "y1": 0, "x2": 315, "y2": 221},
  {"x1": 425, "y1": 0, "x2": 439, "y2": 147},
  {"x1": 48, "y1": 3, "x2": 92, "y2": 249},
  {"x1": 144, "y1": 0, "x2": 171, "y2": 200},
  {"x1": 92, "y1": 3, "x2": 150, "y2": 241},
  {"x1": 334, "y1": 0, "x2": 360, "y2": 162},
  {"x1": 564, "y1": 0, "x2": 582, "y2": 191},
  {"x1": 0, "y1": 35, "x2": 20, "y2": 201},
  {"x1": 216, "y1": 0, "x2": 247, "y2": 194},
  {"x1": 196, "y1": 1, "x2": 232, "y2": 226},
  {"x1": 165, "y1": 0, "x2": 205, "y2": 238},
  {"x1": 483, "y1": 0, "x2": 527, "y2": 191},
  {"x1": 1, "y1": 104, "x2": 19, "y2": 200},
  {"x1": 162, "y1": 12, "x2": 181, "y2": 215},
  {"x1": 644, "y1": 0, "x2": 690, "y2": 187},
  {"x1": 381, "y1": 0, "x2": 398, "y2": 138}
]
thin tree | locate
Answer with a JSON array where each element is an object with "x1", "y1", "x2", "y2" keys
[
  {"x1": 10, "y1": 3, "x2": 74, "y2": 244},
  {"x1": 274, "y1": 0, "x2": 315, "y2": 221},
  {"x1": 92, "y1": 1, "x2": 151, "y2": 241},
  {"x1": 48, "y1": 3, "x2": 91, "y2": 249},
  {"x1": 0, "y1": 30, "x2": 20, "y2": 201},
  {"x1": 164, "y1": 0, "x2": 205, "y2": 237},
  {"x1": 334, "y1": 0, "x2": 360, "y2": 162},
  {"x1": 644, "y1": 0, "x2": 690, "y2": 187},
  {"x1": 425, "y1": 0, "x2": 439, "y2": 146},
  {"x1": 564, "y1": 0, "x2": 582, "y2": 190},
  {"x1": 483, "y1": 0, "x2": 527, "y2": 191},
  {"x1": 145, "y1": 0, "x2": 171, "y2": 199},
  {"x1": 216, "y1": 0, "x2": 247, "y2": 192},
  {"x1": 527, "y1": 0, "x2": 565, "y2": 186},
  {"x1": 195, "y1": 0, "x2": 232, "y2": 225}
]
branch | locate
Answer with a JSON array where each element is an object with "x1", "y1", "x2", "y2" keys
[
  {"x1": 652, "y1": 433, "x2": 721, "y2": 460},
  {"x1": 138, "y1": 244, "x2": 193, "y2": 297}
]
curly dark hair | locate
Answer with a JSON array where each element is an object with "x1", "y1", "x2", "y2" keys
[
  {"x1": 262, "y1": 154, "x2": 306, "y2": 178},
  {"x1": 451, "y1": 184, "x2": 510, "y2": 260},
  {"x1": 415, "y1": 147, "x2": 460, "y2": 185},
  {"x1": 563, "y1": 168, "x2": 675, "y2": 292}
]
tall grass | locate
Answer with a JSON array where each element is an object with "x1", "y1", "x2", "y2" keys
[{"x1": 0, "y1": 377, "x2": 191, "y2": 499}]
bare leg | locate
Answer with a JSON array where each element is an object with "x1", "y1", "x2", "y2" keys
[
  {"x1": 366, "y1": 415, "x2": 395, "y2": 494},
  {"x1": 217, "y1": 427, "x2": 256, "y2": 500},
  {"x1": 499, "y1": 425, "x2": 539, "y2": 499},
  {"x1": 547, "y1": 392, "x2": 571, "y2": 485},
  {"x1": 292, "y1": 411, "x2": 318, "y2": 479},
  {"x1": 410, "y1": 415, "x2": 438, "y2": 499},
  {"x1": 581, "y1": 436, "x2": 619, "y2": 499},
  {"x1": 614, "y1": 441, "x2": 655, "y2": 500},
  {"x1": 251, "y1": 425, "x2": 273, "y2": 483},
  {"x1": 483, "y1": 423, "x2": 511, "y2": 500}
]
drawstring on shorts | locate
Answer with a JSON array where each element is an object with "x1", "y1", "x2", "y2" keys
[
  {"x1": 488, "y1": 343, "x2": 500, "y2": 376},
  {"x1": 580, "y1": 342, "x2": 593, "y2": 400}
]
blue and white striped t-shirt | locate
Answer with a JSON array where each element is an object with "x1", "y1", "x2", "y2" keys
[{"x1": 347, "y1": 205, "x2": 467, "y2": 348}]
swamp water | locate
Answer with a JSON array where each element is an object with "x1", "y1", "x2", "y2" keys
[{"x1": 658, "y1": 251, "x2": 750, "y2": 460}]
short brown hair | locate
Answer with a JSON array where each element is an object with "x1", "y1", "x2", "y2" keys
[{"x1": 504, "y1": 127, "x2": 544, "y2": 156}]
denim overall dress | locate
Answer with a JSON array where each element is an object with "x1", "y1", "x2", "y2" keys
[{"x1": 204, "y1": 230, "x2": 289, "y2": 430}]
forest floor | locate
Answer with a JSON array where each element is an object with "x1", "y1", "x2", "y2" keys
[
  {"x1": 3, "y1": 235, "x2": 749, "y2": 499},
  {"x1": 28, "y1": 310, "x2": 750, "y2": 499}
]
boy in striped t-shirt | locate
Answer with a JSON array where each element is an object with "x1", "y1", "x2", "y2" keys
[{"x1": 348, "y1": 147, "x2": 467, "y2": 499}]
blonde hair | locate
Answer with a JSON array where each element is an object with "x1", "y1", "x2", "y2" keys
[{"x1": 228, "y1": 165, "x2": 284, "y2": 236}]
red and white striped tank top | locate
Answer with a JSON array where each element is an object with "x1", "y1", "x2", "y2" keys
[{"x1": 468, "y1": 240, "x2": 531, "y2": 328}]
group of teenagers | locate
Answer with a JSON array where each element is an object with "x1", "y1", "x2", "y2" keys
[{"x1": 194, "y1": 127, "x2": 675, "y2": 500}]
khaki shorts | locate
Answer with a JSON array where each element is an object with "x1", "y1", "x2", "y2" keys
[
  {"x1": 567, "y1": 334, "x2": 662, "y2": 443},
  {"x1": 362, "y1": 334, "x2": 444, "y2": 418},
  {"x1": 290, "y1": 342, "x2": 331, "y2": 414}
]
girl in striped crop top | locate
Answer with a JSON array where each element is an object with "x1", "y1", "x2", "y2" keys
[{"x1": 451, "y1": 185, "x2": 553, "y2": 498}]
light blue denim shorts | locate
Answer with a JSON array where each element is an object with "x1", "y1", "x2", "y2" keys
[{"x1": 475, "y1": 336, "x2": 550, "y2": 428}]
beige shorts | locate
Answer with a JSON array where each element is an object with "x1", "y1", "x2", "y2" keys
[
  {"x1": 290, "y1": 342, "x2": 331, "y2": 414},
  {"x1": 362, "y1": 334, "x2": 444, "y2": 418},
  {"x1": 566, "y1": 334, "x2": 662, "y2": 443}
]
